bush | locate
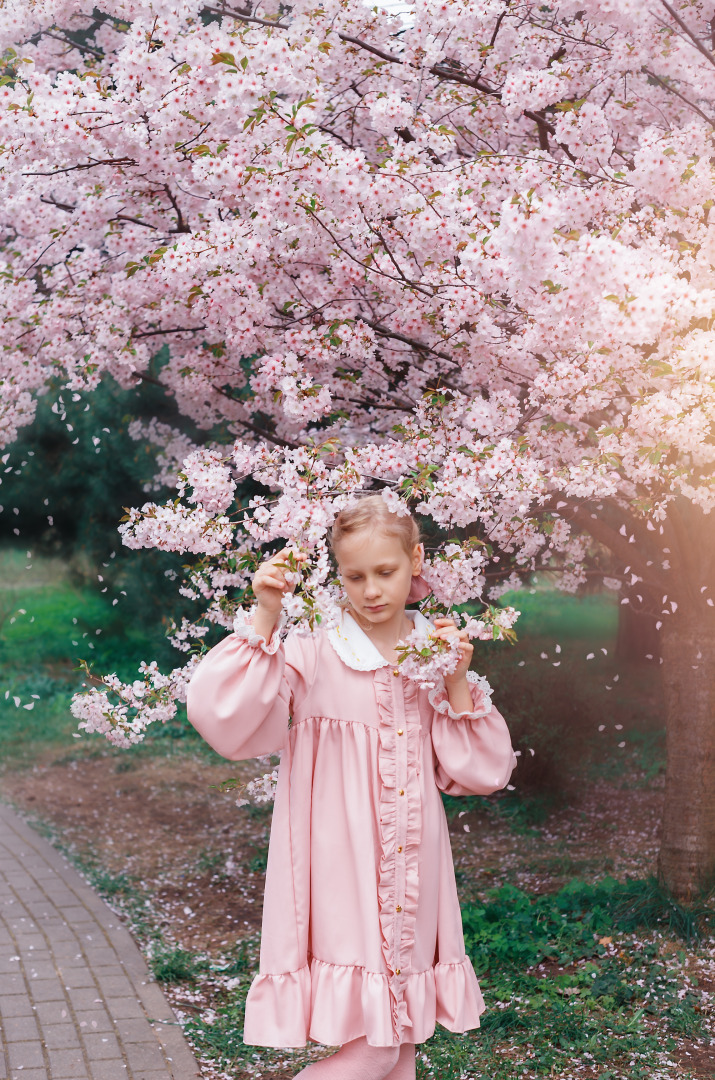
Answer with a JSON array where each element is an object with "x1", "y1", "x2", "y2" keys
[{"x1": 0, "y1": 375, "x2": 194, "y2": 646}]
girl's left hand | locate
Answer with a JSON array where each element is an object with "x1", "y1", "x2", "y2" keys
[{"x1": 433, "y1": 618, "x2": 473, "y2": 685}]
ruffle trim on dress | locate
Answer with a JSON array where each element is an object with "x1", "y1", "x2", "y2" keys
[
  {"x1": 242, "y1": 956, "x2": 485, "y2": 1048},
  {"x1": 428, "y1": 670, "x2": 494, "y2": 720},
  {"x1": 373, "y1": 668, "x2": 423, "y2": 1042},
  {"x1": 232, "y1": 607, "x2": 284, "y2": 654}
]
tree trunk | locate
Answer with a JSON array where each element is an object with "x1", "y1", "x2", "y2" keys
[
  {"x1": 658, "y1": 619, "x2": 715, "y2": 898},
  {"x1": 615, "y1": 601, "x2": 661, "y2": 664}
]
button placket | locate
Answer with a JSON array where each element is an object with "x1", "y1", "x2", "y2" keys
[{"x1": 392, "y1": 671, "x2": 409, "y2": 982}]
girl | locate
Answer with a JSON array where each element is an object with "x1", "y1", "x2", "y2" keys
[{"x1": 187, "y1": 496, "x2": 516, "y2": 1080}]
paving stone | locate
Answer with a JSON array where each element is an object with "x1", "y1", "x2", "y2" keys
[
  {"x1": 66, "y1": 987, "x2": 107, "y2": 1010},
  {"x1": 61, "y1": 967, "x2": 99, "y2": 989},
  {"x1": 24, "y1": 960, "x2": 59, "y2": 980},
  {"x1": 7, "y1": 1040, "x2": 45, "y2": 1069},
  {"x1": 124, "y1": 1039, "x2": 168, "y2": 1071},
  {"x1": 105, "y1": 997, "x2": 147, "y2": 1020},
  {"x1": 82, "y1": 1032, "x2": 123, "y2": 1060},
  {"x1": 79, "y1": 948, "x2": 120, "y2": 967},
  {"x1": 89, "y1": 1061, "x2": 131, "y2": 1080},
  {"x1": 0, "y1": 995, "x2": 35, "y2": 1018},
  {"x1": 0, "y1": 973, "x2": 27, "y2": 995},
  {"x1": 73, "y1": 1009, "x2": 116, "y2": 1033},
  {"x1": 12, "y1": 936, "x2": 45, "y2": 952},
  {"x1": 0, "y1": 958, "x2": 22, "y2": 974},
  {"x1": 0, "y1": 802, "x2": 201, "y2": 1079},
  {"x1": 94, "y1": 973, "x2": 136, "y2": 996},
  {"x1": 26, "y1": 977, "x2": 67, "y2": 1002},
  {"x1": 41, "y1": 1021, "x2": 84, "y2": 1049},
  {"x1": 33, "y1": 1001, "x2": 72, "y2": 1025},
  {"x1": 46, "y1": 1045, "x2": 90, "y2": 1077},
  {"x1": 52, "y1": 944, "x2": 85, "y2": 961},
  {"x1": 2, "y1": 1013, "x2": 41, "y2": 1042}
]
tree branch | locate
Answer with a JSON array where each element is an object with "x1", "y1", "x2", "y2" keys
[
  {"x1": 23, "y1": 158, "x2": 137, "y2": 177},
  {"x1": 131, "y1": 326, "x2": 207, "y2": 339},
  {"x1": 42, "y1": 29, "x2": 104, "y2": 59},
  {"x1": 132, "y1": 370, "x2": 301, "y2": 450},
  {"x1": 550, "y1": 498, "x2": 666, "y2": 588},
  {"x1": 40, "y1": 195, "x2": 165, "y2": 231},
  {"x1": 642, "y1": 66, "x2": 715, "y2": 126},
  {"x1": 360, "y1": 318, "x2": 461, "y2": 368},
  {"x1": 206, "y1": 3, "x2": 577, "y2": 157},
  {"x1": 660, "y1": 0, "x2": 715, "y2": 69},
  {"x1": 163, "y1": 185, "x2": 191, "y2": 233}
]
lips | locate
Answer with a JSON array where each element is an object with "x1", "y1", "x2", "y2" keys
[{"x1": 365, "y1": 605, "x2": 386, "y2": 612}]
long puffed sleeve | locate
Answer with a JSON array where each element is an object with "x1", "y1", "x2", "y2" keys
[
  {"x1": 429, "y1": 672, "x2": 516, "y2": 796},
  {"x1": 186, "y1": 621, "x2": 315, "y2": 761}
]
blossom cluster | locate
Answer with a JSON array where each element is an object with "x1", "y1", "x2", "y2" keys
[{"x1": 70, "y1": 658, "x2": 199, "y2": 747}]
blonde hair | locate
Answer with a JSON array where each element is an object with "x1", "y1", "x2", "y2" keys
[{"x1": 330, "y1": 495, "x2": 421, "y2": 558}]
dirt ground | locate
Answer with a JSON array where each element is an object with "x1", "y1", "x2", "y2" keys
[
  {"x1": 2, "y1": 747, "x2": 713, "y2": 1080},
  {"x1": 1, "y1": 747, "x2": 666, "y2": 953}
]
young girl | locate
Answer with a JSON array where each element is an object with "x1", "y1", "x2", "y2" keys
[{"x1": 187, "y1": 496, "x2": 516, "y2": 1080}]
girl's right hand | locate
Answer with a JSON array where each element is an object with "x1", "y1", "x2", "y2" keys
[{"x1": 253, "y1": 548, "x2": 307, "y2": 616}]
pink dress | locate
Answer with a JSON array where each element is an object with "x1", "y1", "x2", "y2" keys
[{"x1": 186, "y1": 609, "x2": 516, "y2": 1049}]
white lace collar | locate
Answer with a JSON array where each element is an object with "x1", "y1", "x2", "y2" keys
[{"x1": 326, "y1": 608, "x2": 433, "y2": 671}]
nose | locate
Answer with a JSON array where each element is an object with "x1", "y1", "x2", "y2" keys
[{"x1": 364, "y1": 578, "x2": 381, "y2": 599}]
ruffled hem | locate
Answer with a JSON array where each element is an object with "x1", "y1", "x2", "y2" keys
[
  {"x1": 428, "y1": 670, "x2": 493, "y2": 720},
  {"x1": 243, "y1": 957, "x2": 485, "y2": 1048},
  {"x1": 232, "y1": 607, "x2": 283, "y2": 654}
]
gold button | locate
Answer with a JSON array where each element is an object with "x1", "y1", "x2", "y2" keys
[
  {"x1": 398, "y1": 789, "x2": 404, "y2": 795},
  {"x1": 392, "y1": 669, "x2": 399, "y2": 677},
  {"x1": 397, "y1": 729, "x2": 403, "y2": 736},
  {"x1": 396, "y1": 905, "x2": 402, "y2": 912},
  {"x1": 395, "y1": 968, "x2": 401, "y2": 975},
  {"x1": 397, "y1": 845, "x2": 403, "y2": 853}
]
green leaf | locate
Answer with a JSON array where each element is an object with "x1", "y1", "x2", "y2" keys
[{"x1": 211, "y1": 51, "x2": 237, "y2": 67}]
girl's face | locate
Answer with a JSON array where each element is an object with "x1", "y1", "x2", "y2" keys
[{"x1": 335, "y1": 528, "x2": 422, "y2": 625}]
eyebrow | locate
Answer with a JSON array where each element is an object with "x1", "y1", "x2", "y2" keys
[{"x1": 344, "y1": 563, "x2": 398, "y2": 572}]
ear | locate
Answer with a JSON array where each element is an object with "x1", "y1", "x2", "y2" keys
[{"x1": 411, "y1": 542, "x2": 424, "y2": 576}]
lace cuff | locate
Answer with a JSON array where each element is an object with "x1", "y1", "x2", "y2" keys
[
  {"x1": 233, "y1": 607, "x2": 284, "y2": 655},
  {"x1": 428, "y1": 670, "x2": 494, "y2": 720}
]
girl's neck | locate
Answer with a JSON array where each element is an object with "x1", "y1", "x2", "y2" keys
[{"x1": 351, "y1": 607, "x2": 412, "y2": 662}]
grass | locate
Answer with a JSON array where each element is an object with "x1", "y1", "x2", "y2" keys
[
  {"x1": 0, "y1": 547, "x2": 654, "y2": 799},
  {"x1": 166, "y1": 877, "x2": 714, "y2": 1080},
  {"x1": 151, "y1": 946, "x2": 210, "y2": 984},
  {"x1": 499, "y1": 581, "x2": 619, "y2": 643},
  {"x1": 0, "y1": 545, "x2": 205, "y2": 767},
  {"x1": 4, "y1": 546, "x2": 706, "y2": 1079},
  {"x1": 37, "y1": 842, "x2": 711, "y2": 1080}
]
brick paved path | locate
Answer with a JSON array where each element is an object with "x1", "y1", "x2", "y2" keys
[{"x1": 0, "y1": 802, "x2": 202, "y2": 1080}]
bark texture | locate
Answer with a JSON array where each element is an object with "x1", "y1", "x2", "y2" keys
[
  {"x1": 615, "y1": 602, "x2": 661, "y2": 665},
  {"x1": 658, "y1": 619, "x2": 715, "y2": 898}
]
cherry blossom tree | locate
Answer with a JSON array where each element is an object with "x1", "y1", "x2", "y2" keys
[{"x1": 1, "y1": 0, "x2": 713, "y2": 895}]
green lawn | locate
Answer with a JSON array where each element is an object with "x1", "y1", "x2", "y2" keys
[
  {"x1": 500, "y1": 582, "x2": 618, "y2": 642},
  {"x1": 2, "y1": 545, "x2": 710, "y2": 1080},
  {"x1": 0, "y1": 547, "x2": 638, "y2": 778},
  {"x1": 0, "y1": 546, "x2": 197, "y2": 764}
]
